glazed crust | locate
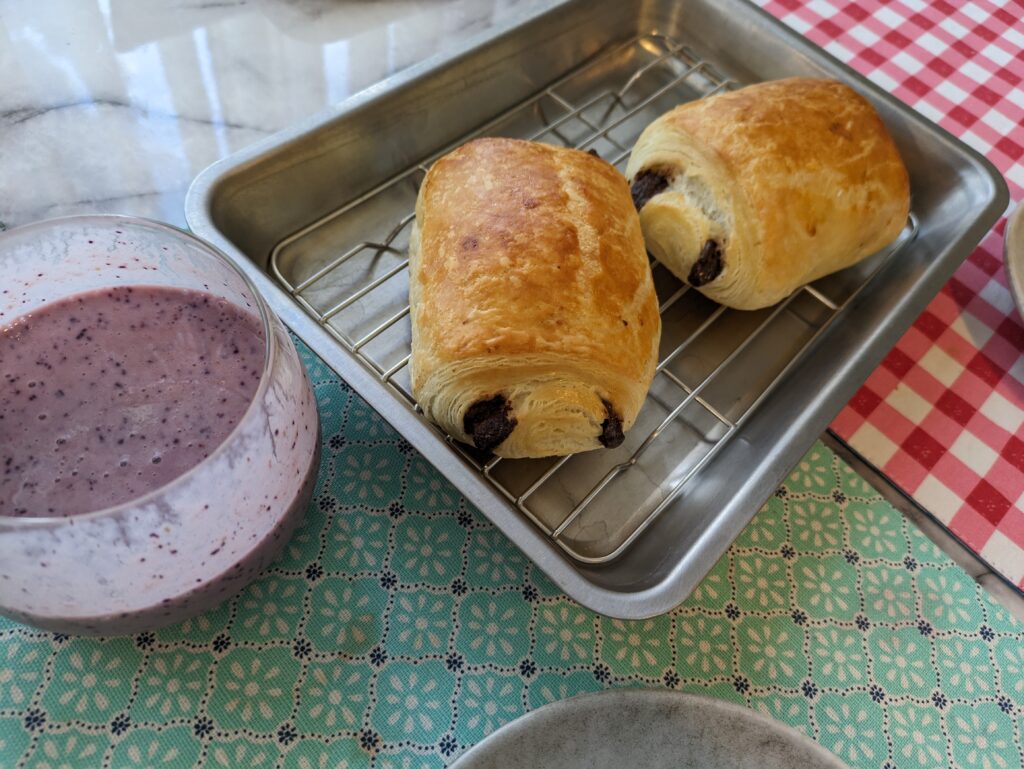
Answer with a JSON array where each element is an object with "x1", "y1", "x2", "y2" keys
[
  {"x1": 409, "y1": 138, "x2": 661, "y2": 458},
  {"x1": 625, "y1": 78, "x2": 911, "y2": 310}
]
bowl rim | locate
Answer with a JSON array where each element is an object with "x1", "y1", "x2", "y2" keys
[
  {"x1": 448, "y1": 689, "x2": 851, "y2": 769},
  {"x1": 0, "y1": 213, "x2": 278, "y2": 531},
  {"x1": 1003, "y1": 202, "x2": 1023, "y2": 323}
]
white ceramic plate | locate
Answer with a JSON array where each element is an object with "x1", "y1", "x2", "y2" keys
[{"x1": 449, "y1": 690, "x2": 850, "y2": 769}]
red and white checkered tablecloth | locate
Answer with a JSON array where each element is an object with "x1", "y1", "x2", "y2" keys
[{"x1": 752, "y1": 0, "x2": 1024, "y2": 588}]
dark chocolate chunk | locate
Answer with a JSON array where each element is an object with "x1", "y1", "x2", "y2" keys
[
  {"x1": 687, "y1": 239, "x2": 723, "y2": 286},
  {"x1": 586, "y1": 148, "x2": 600, "y2": 158},
  {"x1": 599, "y1": 400, "x2": 624, "y2": 449},
  {"x1": 464, "y1": 395, "x2": 517, "y2": 452},
  {"x1": 630, "y1": 168, "x2": 671, "y2": 211}
]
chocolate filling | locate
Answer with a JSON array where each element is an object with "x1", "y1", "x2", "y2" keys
[
  {"x1": 630, "y1": 168, "x2": 671, "y2": 211},
  {"x1": 599, "y1": 400, "x2": 624, "y2": 449},
  {"x1": 464, "y1": 395, "x2": 517, "y2": 452},
  {"x1": 687, "y1": 239, "x2": 723, "y2": 286}
]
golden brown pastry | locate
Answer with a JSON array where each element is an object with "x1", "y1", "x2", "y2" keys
[
  {"x1": 625, "y1": 78, "x2": 910, "y2": 310},
  {"x1": 409, "y1": 138, "x2": 660, "y2": 458}
]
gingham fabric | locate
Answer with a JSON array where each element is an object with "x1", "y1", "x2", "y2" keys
[{"x1": 752, "y1": 0, "x2": 1024, "y2": 589}]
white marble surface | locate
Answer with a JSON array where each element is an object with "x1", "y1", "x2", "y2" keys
[{"x1": 0, "y1": 0, "x2": 552, "y2": 229}]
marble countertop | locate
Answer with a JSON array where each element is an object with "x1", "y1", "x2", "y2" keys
[{"x1": 0, "y1": 0, "x2": 550, "y2": 229}]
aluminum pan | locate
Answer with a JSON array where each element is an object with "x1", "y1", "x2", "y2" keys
[{"x1": 186, "y1": 0, "x2": 1008, "y2": 618}]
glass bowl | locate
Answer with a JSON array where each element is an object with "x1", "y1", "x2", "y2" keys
[{"x1": 0, "y1": 215, "x2": 320, "y2": 635}]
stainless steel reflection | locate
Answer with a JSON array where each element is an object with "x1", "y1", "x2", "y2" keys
[{"x1": 186, "y1": 0, "x2": 1008, "y2": 618}]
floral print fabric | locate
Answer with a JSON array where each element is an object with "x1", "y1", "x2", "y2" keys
[{"x1": 0, "y1": 343, "x2": 1021, "y2": 769}]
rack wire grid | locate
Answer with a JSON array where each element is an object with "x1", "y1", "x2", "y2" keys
[{"x1": 269, "y1": 33, "x2": 919, "y2": 564}]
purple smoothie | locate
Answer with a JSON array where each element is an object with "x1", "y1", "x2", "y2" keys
[
  {"x1": 1, "y1": 285, "x2": 265, "y2": 517},
  {"x1": 0, "y1": 218, "x2": 321, "y2": 636}
]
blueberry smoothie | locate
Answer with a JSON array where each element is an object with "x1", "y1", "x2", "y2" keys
[
  {"x1": 0, "y1": 262, "x2": 319, "y2": 636},
  {"x1": 1, "y1": 285, "x2": 265, "y2": 517}
]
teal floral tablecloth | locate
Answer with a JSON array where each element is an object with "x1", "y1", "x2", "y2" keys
[{"x1": 1, "y1": 342, "x2": 1022, "y2": 769}]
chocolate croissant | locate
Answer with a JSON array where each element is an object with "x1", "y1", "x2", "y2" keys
[
  {"x1": 409, "y1": 138, "x2": 661, "y2": 459},
  {"x1": 626, "y1": 78, "x2": 910, "y2": 310}
]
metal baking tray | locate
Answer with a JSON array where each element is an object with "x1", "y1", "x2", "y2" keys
[{"x1": 186, "y1": 0, "x2": 1007, "y2": 618}]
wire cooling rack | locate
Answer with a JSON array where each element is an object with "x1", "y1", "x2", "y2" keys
[{"x1": 269, "y1": 33, "x2": 918, "y2": 564}]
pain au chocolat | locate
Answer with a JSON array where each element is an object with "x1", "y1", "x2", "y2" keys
[
  {"x1": 409, "y1": 138, "x2": 660, "y2": 459},
  {"x1": 626, "y1": 78, "x2": 910, "y2": 310}
]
